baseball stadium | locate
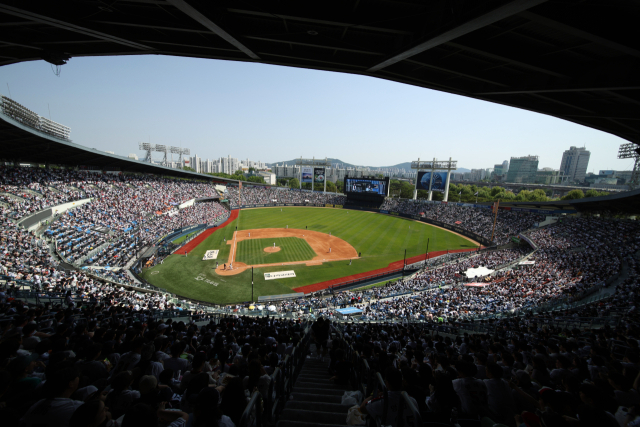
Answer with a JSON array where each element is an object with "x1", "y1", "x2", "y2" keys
[{"x1": 1, "y1": 2, "x2": 640, "y2": 427}]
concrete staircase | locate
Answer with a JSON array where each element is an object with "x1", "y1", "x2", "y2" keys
[{"x1": 277, "y1": 356, "x2": 353, "y2": 427}]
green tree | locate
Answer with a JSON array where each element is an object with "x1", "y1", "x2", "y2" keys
[
  {"x1": 490, "y1": 186, "x2": 505, "y2": 198},
  {"x1": 277, "y1": 178, "x2": 289, "y2": 186},
  {"x1": 234, "y1": 170, "x2": 244, "y2": 176},
  {"x1": 325, "y1": 180, "x2": 337, "y2": 193},
  {"x1": 390, "y1": 180, "x2": 403, "y2": 198},
  {"x1": 376, "y1": 173, "x2": 384, "y2": 179},
  {"x1": 289, "y1": 177, "x2": 299, "y2": 188},
  {"x1": 335, "y1": 180, "x2": 344, "y2": 193},
  {"x1": 400, "y1": 181, "x2": 414, "y2": 199},
  {"x1": 417, "y1": 189, "x2": 430, "y2": 200},
  {"x1": 246, "y1": 175, "x2": 265, "y2": 184},
  {"x1": 501, "y1": 191, "x2": 516, "y2": 200},
  {"x1": 248, "y1": 167, "x2": 255, "y2": 173},
  {"x1": 529, "y1": 189, "x2": 548, "y2": 202},
  {"x1": 585, "y1": 189, "x2": 609, "y2": 198},
  {"x1": 562, "y1": 189, "x2": 585, "y2": 200},
  {"x1": 183, "y1": 166, "x2": 196, "y2": 172}
]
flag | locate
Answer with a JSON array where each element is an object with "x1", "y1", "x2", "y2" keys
[
  {"x1": 474, "y1": 191, "x2": 478, "y2": 196},
  {"x1": 458, "y1": 191, "x2": 461, "y2": 195}
]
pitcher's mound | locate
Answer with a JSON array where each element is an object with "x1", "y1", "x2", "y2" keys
[{"x1": 264, "y1": 246, "x2": 281, "y2": 253}]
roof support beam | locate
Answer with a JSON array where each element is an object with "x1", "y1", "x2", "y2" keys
[
  {"x1": 0, "y1": 5, "x2": 154, "y2": 51},
  {"x1": 367, "y1": 0, "x2": 547, "y2": 72},
  {"x1": 519, "y1": 11, "x2": 640, "y2": 58},
  {"x1": 166, "y1": 0, "x2": 260, "y2": 60},
  {"x1": 478, "y1": 86, "x2": 640, "y2": 95}
]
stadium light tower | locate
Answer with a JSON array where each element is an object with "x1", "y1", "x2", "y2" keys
[
  {"x1": 618, "y1": 143, "x2": 640, "y2": 190},
  {"x1": 155, "y1": 145, "x2": 167, "y2": 166},
  {"x1": 138, "y1": 142, "x2": 154, "y2": 163}
]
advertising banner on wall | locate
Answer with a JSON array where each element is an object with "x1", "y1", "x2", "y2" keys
[
  {"x1": 416, "y1": 171, "x2": 448, "y2": 191},
  {"x1": 313, "y1": 168, "x2": 325, "y2": 184},
  {"x1": 301, "y1": 167, "x2": 313, "y2": 183}
]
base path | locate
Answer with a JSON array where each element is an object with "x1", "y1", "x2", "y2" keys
[
  {"x1": 181, "y1": 210, "x2": 239, "y2": 254},
  {"x1": 217, "y1": 228, "x2": 358, "y2": 276},
  {"x1": 292, "y1": 247, "x2": 480, "y2": 294}
]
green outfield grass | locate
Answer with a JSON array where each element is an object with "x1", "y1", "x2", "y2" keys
[
  {"x1": 236, "y1": 237, "x2": 316, "y2": 265},
  {"x1": 141, "y1": 207, "x2": 475, "y2": 304}
]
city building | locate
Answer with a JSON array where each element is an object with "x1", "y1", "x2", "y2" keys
[
  {"x1": 217, "y1": 155, "x2": 239, "y2": 174},
  {"x1": 506, "y1": 155, "x2": 539, "y2": 183},
  {"x1": 559, "y1": 146, "x2": 590, "y2": 183},
  {"x1": 258, "y1": 171, "x2": 276, "y2": 185},
  {"x1": 535, "y1": 169, "x2": 566, "y2": 184}
]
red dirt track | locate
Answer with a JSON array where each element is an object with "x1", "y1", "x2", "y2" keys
[
  {"x1": 181, "y1": 210, "x2": 239, "y2": 254},
  {"x1": 293, "y1": 247, "x2": 480, "y2": 294}
]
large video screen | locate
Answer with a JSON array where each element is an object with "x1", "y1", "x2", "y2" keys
[
  {"x1": 417, "y1": 171, "x2": 448, "y2": 192},
  {"x1": 345, "y1": 178, "x2": 389, "y2": 196}
]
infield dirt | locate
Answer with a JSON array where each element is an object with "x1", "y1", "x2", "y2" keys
[{"x1": 215, "y1": 228, "x2": 357, "y2": 276}]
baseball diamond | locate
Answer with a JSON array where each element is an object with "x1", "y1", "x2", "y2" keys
[{"x1": 142, "y1": 207, "x2": 477, "y2": 304}]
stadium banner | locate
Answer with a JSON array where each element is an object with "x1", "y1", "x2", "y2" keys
[
  {"x1": 202, "y1": 250, "x2": 219, "y2": 260},
  {"x1": 264, "y1": 270, "x2": 296, "y2": 280},
  {"x1": 416, "y1": 171, "x2": 448, "y2": 192},
  {"x1": 313, "y1": 168, "x2": 325, "y2": 184},
  {"x1": 301, "y1": 167, "x2": 313, "y2": 183},
  {"x1": 379, "y1": 210, "x2": 389, "y2": 214},
  {"x1": 519, "y1": 260, "x2": 535, "y2": 265},
  {"x1": 334, "y1": 205, "x2": 343, "y2": 209},
  {"x1": 325, "y1": 204, "x2": 333, "y2": 208}
]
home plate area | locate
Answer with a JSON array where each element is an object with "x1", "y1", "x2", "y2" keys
[{"x1": 215, "y1": 228, "x2": 357, "y2": 276}]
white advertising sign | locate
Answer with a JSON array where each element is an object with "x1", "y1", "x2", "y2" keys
[
  {"x1": 264, "y1": 270, "x2": 296, "y2": 280},
  {"x1": 203, "y1": 250, "x2": 219, "y2": 260}
]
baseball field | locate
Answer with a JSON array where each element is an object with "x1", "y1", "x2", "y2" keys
[{"x1": 141, "y1": 207, "x2": 477, "y2": 304}]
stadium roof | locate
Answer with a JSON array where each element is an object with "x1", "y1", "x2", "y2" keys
[
  {"x1": 0, "y1": 1, "x2": 639, "y2": 144},
  {"x1": 0, "y1": 111, "x2": 241, "y2": 182}
]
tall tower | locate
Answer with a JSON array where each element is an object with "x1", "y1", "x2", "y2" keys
[{"x1": 560, "y1": 146, "x2": 590, "y2": 183}]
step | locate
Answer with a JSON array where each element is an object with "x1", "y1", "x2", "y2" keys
[
  {"x1": 297, "y1": 376, "x2": 333, "y2": 383},
  {"x1": 284, "y1": 401, "x2": 353, "y2": 413},
  {"x1": 291, "y1": 392, "x2": 343, "y2": 404},
  {"x1": 293, "y1": 387, "x2": 346, "y2": 396},
  {"x1": 302, "y1": 366, "x2": 329, "y2": 372},
  {"x1": 280, "y1": 409, "x2": 347, "y2": 425},
  {"x1": 295, "y1": 381, "x2": 351, "y2": 390},
  {"x1": 277, "y1": 421, "x2": 349, "y2": 427}
]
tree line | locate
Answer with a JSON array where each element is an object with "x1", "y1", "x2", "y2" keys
[{"x1": 389, "y1": 180, "x2": 608, "y2": 202}]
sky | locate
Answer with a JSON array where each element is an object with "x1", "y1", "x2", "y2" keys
[{"x1": 0, "y1": 55, "x2": 633, "y2": 173}]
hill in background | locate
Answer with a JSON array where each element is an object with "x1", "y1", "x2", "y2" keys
[{"x1": 267, "y1": 158, "x2": 470, "y2": 173}]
